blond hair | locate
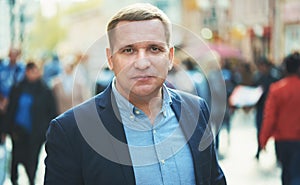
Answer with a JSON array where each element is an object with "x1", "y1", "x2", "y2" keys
[{"x1": 107, "y1": 3, "x2": 172, "y2": 47}]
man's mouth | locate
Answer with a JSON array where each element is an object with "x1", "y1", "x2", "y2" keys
[{"x1": 132, "y1": 75, "x2": 154, "y2": 81}]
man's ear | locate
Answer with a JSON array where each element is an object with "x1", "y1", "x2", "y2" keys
[
  {"x1": 106, "y1": 48, "x2": 113, "y2": 70},
  {"x1": 168, "y1": 47, "x2": 174, "y2": 70}
]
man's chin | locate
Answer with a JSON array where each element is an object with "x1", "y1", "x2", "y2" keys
[{"x1": 130, "y1": 85, "x2": 159, "y2": 97}]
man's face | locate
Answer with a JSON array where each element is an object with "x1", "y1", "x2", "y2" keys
[
  {"x1": 106, "y1": 19, "x2": 174, "y2": 99},
  {"x1": 26, "y1": 67, "x2": 41, "y2": 82},
  {"x1": 8, "y1": 49, "x2": 20, "y2": 64}
]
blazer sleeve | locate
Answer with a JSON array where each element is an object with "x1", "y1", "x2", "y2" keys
[
  {"x1": 211, "y1": 144, "x2": 227, "y2": 185},
  {"x1": 174, "y1": 91, "x2": 227, "y2": 185},
  {"x1": 178, "y1": 92, "x2": 226, "y2": 185},
  {"x1": 201, "y1": 99, "x2": 227, "y2": 185},
  {"x1": 44, "y1": 119, "x2": 83, "y2": 185}
]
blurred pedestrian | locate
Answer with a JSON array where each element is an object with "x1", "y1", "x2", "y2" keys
[
  {"x1": 238, "y1": 62, "x2": 255, "y2": 86},
  {"x1": 0, "y1": 56, "x2": 4, "y2": 185},
  {"x1": 260, "y1": 52, "x2": 300, "y2": 185},
  {"x1": 0, "y1": 48, "x2": 25, "y2": 184},
  {"x1": 42, "y1": 53, "x2": 62, "y2": 88},
  {"x1": 215, "y1": 59, "x2": 237, "y2": 155},
  {"x1": 181, "y1": 58, "x2": 210, "y2": 101},
  {"x1": 0, "y1": 48, "x2": 25, "y2": 131},
  {"x1": 5, "y1": 62, "x2": 57, "y2": 185},
  {"x1": 254, "y1": 57, "x2": 278, "y2": 160},
  {"x1": 73, "y1": 53, "x2": 92, "y2": 99},
  {"x1": 95, "y1": 66, "x2": 114, "y2": 95},
  {"x1": 44, "y1": 3, "x2": 226, "y2": 185},
  {"x1": 52, "y1": 57, "x2": 86, "y2": 114},
  {"x1": 166, "y1": 62, "x2": 194, "y2": 93}
]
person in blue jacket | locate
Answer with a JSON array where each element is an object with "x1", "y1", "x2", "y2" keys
[{"x1": 0, "y1": 48, "x2": 25, "y2": 184}]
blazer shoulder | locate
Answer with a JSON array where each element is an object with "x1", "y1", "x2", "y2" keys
[
  {"x1": 169, "y1": 88, "x2": 210, "y2": 122},
  {"x1": 169, "y1": 88, "x2": 208, "y2": 108},
  {"x1": 169, "y1": 87, "x2": 206, "y2": 100},
  {"x1": 52, "y1": 97, "x2": 98, "y2": 130}
]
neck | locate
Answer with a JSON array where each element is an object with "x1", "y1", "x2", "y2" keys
[
  {"x1": 117, "y1": 86, "x2": 163, "y2": 124},
  {"x1": 9, "y1": 61, "x2": 16, "y2": 66},
  {"x1": 131, "y1": 94, "x2": 163, "y2": 124},
  {"x1": 286, "y1": 73, "x2": 298, "y2": 77}
]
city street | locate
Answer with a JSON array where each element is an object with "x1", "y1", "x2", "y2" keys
[
  {"x1": 2, "y1": 108, "x2": 281, "y2": 185},
  {"x1": 218, "y1": 108, "x2": 281, "y2": 185},
  {"x1": 0, "y1": 0, "x2": 299, "y2": 184}
]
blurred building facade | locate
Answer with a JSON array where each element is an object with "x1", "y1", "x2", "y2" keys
[
  {"x1": 0, "y1": 0, "x2": 39, "y2": 58},
  {"x1": 57, "y1": 0, "x2": 182, "y2": 53},
  {"x1": 283, "y1": 0, "x2": 300, "y2": 55},
  {"x1": 0, "y1": 0, "x2": 12, "y2": 57},
  {"x1": 181, "y1": 0, "x2": 300, "y2": 65},
  {"x1": 0, "y1": 0, "x2": 299, "y2": 65}
]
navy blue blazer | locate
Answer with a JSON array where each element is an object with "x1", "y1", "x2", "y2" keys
[{"x1": 44, "y1": 84, "x2": 226, "y2": 185}]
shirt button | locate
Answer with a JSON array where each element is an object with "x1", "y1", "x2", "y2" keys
[
  {"x1": 129, "y1": 115, "x2": 135, "y2": 120},
  {"x1": 163, "y1": 110, "x2": 167, "y2": 117},
  {"x1": 153, "y1": 129, "x2": 156, "y2": 134},
  {"x1": 160, "y1": 160, "x2": 165, "y2": 165},
  {"x1": 135, "y1": 110, "x2": 140, "y2": 115}
]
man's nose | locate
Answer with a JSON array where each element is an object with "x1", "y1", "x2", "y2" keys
[{"x1": 134, "y1": 50, "x2": 151, "y2": 69}]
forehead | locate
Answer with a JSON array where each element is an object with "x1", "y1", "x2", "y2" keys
[
  {"x1": 111, "y1": 19, "x2": 167, "y2": 48},
  {"x1": 27, "y1": 66, "x2": 38, "y2": 72}
]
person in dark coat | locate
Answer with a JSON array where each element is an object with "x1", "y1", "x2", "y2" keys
[
  {"x1": 254, "y1": 57, "x2": 279, "y2": 160},
  {"x1": 5, "y1": 62, "x2": 57, "y2": 185}
]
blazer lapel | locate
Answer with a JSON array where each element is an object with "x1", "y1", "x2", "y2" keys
[
  {"x1": 170, "y1": 90, "x2": 212, "y2": 185},
  {"x1": 95, "y1": 85, "x2": 135, "y2": 185}
]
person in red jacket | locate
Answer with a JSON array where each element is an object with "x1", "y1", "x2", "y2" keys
[{"x1": 260, "y1": 52, "x2": 300, "y2": 185}]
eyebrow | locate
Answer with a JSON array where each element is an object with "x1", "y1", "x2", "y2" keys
[{"x1": 121, "y1": 41, "x2": 167, "y2": 48}]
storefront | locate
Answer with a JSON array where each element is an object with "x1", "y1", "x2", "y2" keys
[{"x1": 283, "y1": 1, "x2": 300, "y2": 55}]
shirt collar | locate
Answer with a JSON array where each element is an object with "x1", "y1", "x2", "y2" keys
[{"x1": 111, "y1": 77, "x2": 172, "y2": 116}]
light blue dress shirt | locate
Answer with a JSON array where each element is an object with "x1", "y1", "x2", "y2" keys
[{"x1": 112, "y1": 78, "x2": 196, "y2": 185}]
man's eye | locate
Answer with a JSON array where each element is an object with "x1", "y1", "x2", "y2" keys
[
  {"x1": 122, "y1": 48, "x2": 134, "y2": 53},
  {"x1": 150, "y1": 46, "x2": 160, "y2": 52}
]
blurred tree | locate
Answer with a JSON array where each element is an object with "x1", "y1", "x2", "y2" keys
[
  {"x1": 25, "y1": 0, "x2": 102, "y2": 59},
  {"x1": 64, "y1": 0, "x2": 102, "y2": 15},
  {"x1": 26, "y1": 10, "x2": 66, "y2": 58}
]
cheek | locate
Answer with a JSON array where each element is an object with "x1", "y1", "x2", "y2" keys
[
  {"x1": 112, "y1": 60, "x2": 132, "y2": 76},
  {"x1": 156, "y1": 59, "x2": 170, "y2": 72}
]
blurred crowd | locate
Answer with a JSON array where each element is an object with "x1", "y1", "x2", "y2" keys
[
  {"x1": 0, "y1": 47, "x2": 92, "y2": 185},
  {"x1": 0, "y1": 46, "x2": 300, "y2": 185}
]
